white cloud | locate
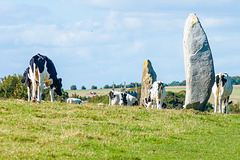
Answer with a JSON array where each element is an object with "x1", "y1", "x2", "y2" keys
[
  {"x1": 1, "y1": 0, "x2": 240, "y2": 89},
  {"x1": 201, "y1": 17, "x2": 234, "y2": 28},
  {"x1": 209, "y1": 36, "x2": 229, "y2": 42}
]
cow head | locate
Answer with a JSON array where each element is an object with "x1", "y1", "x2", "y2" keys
[
  {"x1": 54, "y1": 78, "x2": 62, "y2": 96},
  {"x1": 109, "y1": 91, "x2": 115, "y2": 100},
  {"x1": 21, "y1": 67, "x2": 29, "y2": 83},
  {"x1": 216, "y1": 73, "x2": 227, "y2": 88},
  {"x1": 221, "y1": 75, "x2": 227, "y2": 87}
]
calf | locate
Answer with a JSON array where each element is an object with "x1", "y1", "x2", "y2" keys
[
  {"x1": 67, "y1": 98, "x2": 84, "y2": 104},
  {"x1": 145, "y1": 81, "x2": 166, "y2": 109},
  {"x1": 21, "y1": 67, "x2": 31, "y2": 101},
  {"x1": 212, "y1": 73, "x2": 233, "y2": 113},
  {"x1": 28, "y1": 53, "x2": 62, "y2": 103}
]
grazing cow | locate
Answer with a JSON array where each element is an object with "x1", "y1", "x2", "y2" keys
[
  {"x1": 28, "y1": 53, "x2": 62, "y2": 103},
  {"x1": 145, "y1": 81, "x2": 166, "y2": 109},
  {"x1": 67, "y1": 98, "x2": 84, "y2": 104},
  {"x1": 21, "y1": 67, "x2": 32, "y2": 101},
  {"x1": 212, "y1": 73, "x2": 233, "y2": 113},
  {"x1": 109, "y1": 91, "x2": 138, "y2": 106}
]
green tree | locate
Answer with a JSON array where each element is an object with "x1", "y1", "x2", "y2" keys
[
  {"x1": 81, "y1": 86, "x2": 86, "y2": 90},
  {"x1": 0, "y1": 74, "x2": 27, "y2": 99},
  {"x1": 229, "y1": 76, "x2": 240, "y2": 85},
  {"x1": 103, "y1": 85, "x2": 110, "y2": 89},
  {"x1": 91, "y1": 85, "x2": 97, "y2": 89},
  {"x1": 167, "y1": 81, "x2": 180, "y2": 86},
  {"x1": 70, "y1": 85, "x2": 77, "y2": 90},
  {"x1": 179, "y1": 80, "x2": 186, "y2": 86},
  {"x1": 163, "y1": 90, "x2": 185, "y2": 109}
]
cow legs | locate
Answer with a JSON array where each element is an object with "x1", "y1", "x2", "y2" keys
[
  {"x1": 214, "y1": 97, "x2": 218, "y2": 113},
  {"x1": 159, "y1": 98, "x2": 163, "y2": 110},
  {"x1": 37, "y1": 71, "x2": 45, "y2": 103},
  {"x1": 226, "y1": 96, "x2": 230, "y2": 114},
  {"x1": 156, "y1": 97, "x2": 159, "y2": 109},
  {"x1": 37, "y1": 83, "x2": 43, "y2": 103},
  {"x1": 30, "y1": 65, "x2": 37, "y2": 102},
  {"x1": 146, "y1": 101, "x2": 152, "y2": 109},
  {"x1": 151, "y1": 100, "x2": 154, "y2": 109},
  {"x1": 27, "y1": 87, "x2": 31, "y2": 101},
  {"x1": 50, "y1": 87, "x2": 54, "y2": 102},
  {"x1": 31, "y1": 80, "x2": 37, "y2": 102},
  {"x1": 219, "y1": 98, "x2": 223, "y2": 113}
]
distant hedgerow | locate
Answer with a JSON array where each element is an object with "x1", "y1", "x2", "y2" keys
[{"x1": 88, "y1": 95, "x2": 109, "y2": 104}]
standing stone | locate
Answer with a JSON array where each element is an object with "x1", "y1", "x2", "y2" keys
[
  {"x1": 183, "y1": 13, "x2": 215, "y2": 109},
  {"x1": 140, "y1": 59, "x2": 157, "y2": 107}
]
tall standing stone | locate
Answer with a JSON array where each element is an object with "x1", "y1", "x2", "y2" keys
[
  {"x1": 140, "y1": 59, "x2": 157, "y2": 107},
  {"x1": 183, "y1": 13, "x2": 215, "y2": 109}
]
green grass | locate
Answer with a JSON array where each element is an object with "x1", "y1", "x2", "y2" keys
[{"x1": 0, "y1": 99, "x2": 239, "y2": 159}]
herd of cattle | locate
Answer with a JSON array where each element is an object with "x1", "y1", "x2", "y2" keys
[{"x1": 21, "y1": 53, "x2": 233, "y2": 113}]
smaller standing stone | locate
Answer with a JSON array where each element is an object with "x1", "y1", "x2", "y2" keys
[{"x1": 140, "y1": 59, "x2": 157, "y2": 107}]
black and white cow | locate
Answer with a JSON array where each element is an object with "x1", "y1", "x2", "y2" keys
[
  {"x1": 145, "y1": 81, "x2": 166, "y2": 109},
  {"x1": 212, "y1": 73, "x2": 233, "y2": 113},
  {"x1": 109, "y1": 90, "x2": 138, "y2": 106},
  {"x1": 21, "y1": 67, "x2": 31, "y2": 101},
  {"x1": 28, "y1": 53, "x2": 62, "y2": 103},
  {"x1": 109, "y1": 91, "x2": 122, "y2": 106},
  {"x1": 120, "y1": 92, "x2": 138, "y2": 106}
]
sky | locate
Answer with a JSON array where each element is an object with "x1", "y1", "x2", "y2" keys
[{"x1": 0, "y1": 0, "x2": 240, "y2": 90}]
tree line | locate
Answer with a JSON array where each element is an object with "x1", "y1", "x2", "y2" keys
[
  {"x1": 70, "y1": 83, "x2": 141, "y2": 90},
  {"x1": 70, "y1": 76, "x2": 240, "y2": 90},
  {"x1": 165, "y1": 76, "x2": 240, "y2": 87}
]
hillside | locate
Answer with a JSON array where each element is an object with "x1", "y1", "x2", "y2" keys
[
  {"x1": 67, "y1": 85, "x2": 240, "y2": 105},
  {"x1": 0, "y1": 99, "x2": 239, "y2": 159}
]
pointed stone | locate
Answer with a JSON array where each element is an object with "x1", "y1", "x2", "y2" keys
[
  {"x1": 183, "y1": 13, "x2": 215, "y2": 109},
  {"x1": 140, "y1": 59, "x2": 157, "y2": 107}
]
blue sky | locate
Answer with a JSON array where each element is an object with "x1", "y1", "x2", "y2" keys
[{"x1": 0, "y1": 0, "x2": 239, "y2": 90}]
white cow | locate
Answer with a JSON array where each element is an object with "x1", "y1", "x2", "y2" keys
[
  {"x1": 145, "y1": 81, "x2": 166, "y2": 109},
  {"x1": 109, "y1": 90, "x2": 138, "y2": 106},
  {"x1": 212, "y1": 73, "x2": 233, "y2": 113},
  {"x1": 67, "y1": 98, "x2": 84, "y2": 104}
]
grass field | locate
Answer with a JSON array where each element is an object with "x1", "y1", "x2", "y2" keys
[{"x1": 0, "y1": 100, "x2": 240, "y2": 159}]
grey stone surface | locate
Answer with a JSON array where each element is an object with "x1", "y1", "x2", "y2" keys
[
  {"x1": 140, "y1": 59, "x2": 157, "y2": 107},
  {"x1": 183, "y1": 13, "x2": 215, "y2": 109}
]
